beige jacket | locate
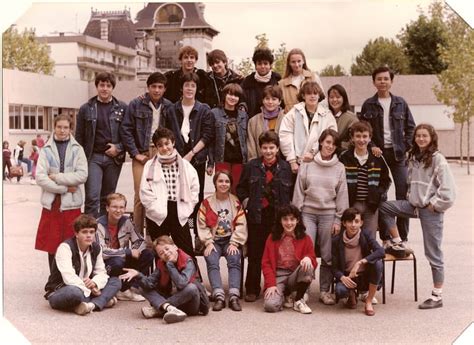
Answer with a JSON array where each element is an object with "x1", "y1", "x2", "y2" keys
[
  {"x1": 279, "y1": 70, "x2": 324, "y2": 113},
  {"x1": 246, "y1": 110, "x2": 285, "y2": 161}
]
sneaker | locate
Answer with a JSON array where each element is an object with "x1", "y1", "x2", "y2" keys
[
  {"x1": 142, "y1": 305, "x2": 160, "y2": 319},
  {"x1": 419, "y1": 297, "x2": 443, "y2": 309},
  {"x1": 293, "y1": 299, "x2": 312, "y2": 314},
  {"x1": 163, "y1": 305, "x2": 187, "y2": 324},
  {"x1": 116, "y1": 289, "x2": 146, "y2": 302},
  {"x1": 74, "y1": 302, "x2": 95, "y2": 315},
  {"x1": 283, "y1": 294, "x2": 295, "y2": 308},
  {"x1": 382, "y1": 240, "x2": 392, "y2": 249},
  {"x1": 105, "y1": 296, "x2": 117, "y2": 308},
  {"x1": 400, "y1": 241, "x2": 414, "y2": 255},
  {"x1": 359, "y1": 292, "x2": 378, "y2": 305},
  {"x1": 319, "y1": 291, "x2": 336, "y2": 305},
  {"x1": 385, "y1": 243, "x2": 407, "y2": 258}
]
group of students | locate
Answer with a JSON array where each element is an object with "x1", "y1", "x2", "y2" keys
[
  {"x1": 33, "y1": 45, "x2": 456, "y2": 323},
  {"x1": 3, "y1": 135, "x2": 44, "y2": 183}
]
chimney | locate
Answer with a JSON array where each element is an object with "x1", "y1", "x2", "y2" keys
[
  {"x1": 197, "y1": 3, "x2": 205, "y2": 17},
  {"x1": 100, "y1": 19, "x2": 108, "y2": 41}
]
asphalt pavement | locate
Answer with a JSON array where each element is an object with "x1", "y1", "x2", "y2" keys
[{"x1": 1, "y1": 162, "x2": 473, "y2": 344}]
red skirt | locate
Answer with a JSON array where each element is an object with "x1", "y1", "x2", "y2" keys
[{"x1": 35, "y1": 195, "x2": 80, "y2": 254}]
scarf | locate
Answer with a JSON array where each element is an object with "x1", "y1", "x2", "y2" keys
[
  {"x1": 343, "y1": 229, "x2": 365, "y2": 273},
  {"x1": 255, "y1": 70, "x2": 272, "y2": 83},
  {"x1": 262, "y1": 106, "x2": 281, "y2": 131},
  {"x1": 147, "y1": 149, "x2": 192, "y2": 203}
]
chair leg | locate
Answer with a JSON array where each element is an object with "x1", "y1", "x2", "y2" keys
[
  {"x1": 382, "y1": 260, "x2": 386, "y2": 304},
  {"x1": 413, "y1": 255, "x2": 418, "y2": 301},
  {"x1": 391, "y1": 261, "x2": 396, "y2": 294}
]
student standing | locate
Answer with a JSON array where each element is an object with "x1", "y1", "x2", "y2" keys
[{"x1": 379, "y1": 124, "x2": 456, "y2": 309}]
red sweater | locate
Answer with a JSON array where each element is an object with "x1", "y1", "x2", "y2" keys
[{"x1": 261, "y1": 234, "x2": 318, "y2": 290}]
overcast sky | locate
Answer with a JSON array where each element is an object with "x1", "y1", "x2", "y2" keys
[{"x1": 5, "y1": 1, "x2": 473, "y2": 73}]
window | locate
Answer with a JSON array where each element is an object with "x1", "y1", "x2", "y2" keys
[
  {"x1": 9, "y1": 104, "x2": 21, "y2": 129},
  {"x1": 37, "y1": 107, "x2": 44, "y2": 130},
  {"x1": 23, "y1": 105, "x2": 36, "y2": 130}
]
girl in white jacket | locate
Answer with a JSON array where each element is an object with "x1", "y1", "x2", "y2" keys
[
  {"x1": 379, "y1": 124, "x2": 456, "y2": 310},
  {"x1": 140, "y1": 127, "x2": 199, "y2": 258}
]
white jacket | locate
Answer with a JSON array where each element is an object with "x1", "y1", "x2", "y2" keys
[
  {"x1": 279, "y1": 102, "x2": 337, "y2": 163},
  {"x1": 36, "y1": 136, "x2": 88, "y2": 211},
  {"x1": 140, "y1": 156, "x2": 199, "y2": 227}
]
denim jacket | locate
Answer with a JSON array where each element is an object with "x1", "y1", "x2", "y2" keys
[
  {"x1": 165, "y1": 101, "x2": 214, "y2": 166},
  {"x1": 359, "y1": 93, "x2": 416, "y2": 162},
  {"x1": 208, "y1": 106, "x2": 248, "y2": 167},
  {"x1": 75, "y1": 96, "x2": 127, "y2": 164},
  {"x1": 120, "y1": 94, "x2": 172, "y2": 158},
  {"x1": 236, "y1": 157, "x2": 293, "y2": 224}
]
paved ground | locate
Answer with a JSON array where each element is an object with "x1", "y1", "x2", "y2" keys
[{"x1": 1, "y1": 162, "x2": 473, "y2": 344}]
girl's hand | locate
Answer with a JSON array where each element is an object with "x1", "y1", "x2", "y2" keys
[
  {"x1": 264, "y1": 286, "x2": 280, "y2": 299},
  {"x1": 302, "y1": 152, "x2": 315, "y2": 162},
  {"x1": 290, "y1": 161, "x2": 299, "y2": 174},
  {"x1": 204, "y1": 244, "x2": 216, "y2": 257},
  {"x1": 341, "y1": 275, "x2": 357, "y2": 289},
  {"x1": 331, "y1": 223, "x2": 341, "y2": 236},
  {"x1": 371, "y1": 146, "x2": 382, "y2": 157},
  {"x1": 227, "y1": 243, "x2": 239, "y2": 256},
  {"x1": 119, "y1": 268, "x2": 139, "y2": 282},
  {"x1": 300, "y1": 257, "x2": 313, "y2": 272},
  {"x1": 67, "y1": 186, "x2": 77, "y2": 193}
]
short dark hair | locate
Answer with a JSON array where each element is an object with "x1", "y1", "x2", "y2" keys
[
  {"x1": 297, "y1": 81, "x2": 325, "y2": 102},
  {"x1": 213, "y1": 169, "x2": 233, "y2": 188},
  {"x1": 207, "y1": 49, "x2": 227, "y2": 66},
  {"x1": 252, "y1": 47, "x2": 274, "y2": 64},
  {"x1": 341, "y1": 207, "x2": 362, "y2": 224},
  {"x1": 152, "y1": 127, "x2": 175, "y2": 146},
  {"x1": 262, "y1": 85, "x2": 282, "y2": 101},
  {"x1": 258, "y1": 130, "x2": 280, "y2": 148},
  {"x1": 73, "y1": 214, "x2": 98, "y2": 232},
  {"x1": 179, "y1": 46, "x2": 198, "y2": 60},
  {"x1": 147, "y1": 72, "x2": 167, "y2": 87},
  {"x1": 327, "y1": 84, "x2": 351, "y2": 114},
  {"x1": 318, "y1": 128, "x2": 340, "y2": 155},
  {"x1": 372, "y1": 66, "x2": 394, "y2": 81},
  {"x1": 272, "y1": 204, "x2": 307, "y2": 241},
  {"x1": 349, "y1": 121, "x2": 372, "y2": 138},
  {"x1": 95, "y1": 72, "x2": 116, "y2": 88},
  {"x1": 221, "y1": 83, "x2": 243, "y2": 105},
  {"x1": 180, "y1": 72, "x2": 200, "y2": 88}
]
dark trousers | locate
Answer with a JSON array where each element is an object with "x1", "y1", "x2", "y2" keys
[
  {"x1": 246, "y1": 219, "x2": 273, "y2": 296},
  {"x1": 105, "y1": 249, "x2": 155, "y2": 290},
  {"x1": 142, "y1": 283, "x2": 200, "y2": 316},
  {"x1": 335, "y1": 260, "x2": 383, "y2": 300},
  {"x1": 382, "y1": 148, "x2": 409, "y2": 241}
]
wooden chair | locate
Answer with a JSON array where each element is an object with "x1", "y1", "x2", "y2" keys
[{"x1": 382, "y1": 252, "x2": 418, "y2": 304}]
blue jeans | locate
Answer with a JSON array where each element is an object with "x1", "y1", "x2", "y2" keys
[
  {"x1": 382, "y1": 149, "x2": 409, "y2": 241},
  {"x1": 18, "y1": 157, "x2": 32, "y2": 173},
  {"x1": 302, "y1": 212, "x2": 334, "y2": 292},
  {"x1": 85, "y1": 153, "x2": 122, "y2": 218},
  {"x1": 48, "y1": 277, "x2": 121, "y2": 311},
  {"x1": 105, "y1": 249, "x2": 155, "y2": 290},
  {"x1": 335, "y1": 260, "x2": 383, "y2": 300},
  {"x1": 204, "y1": 237, "x2": 241, "y2": 299},
  {"x1": 141, "y1": 283, "x2": 200, "y2": 316},
  {"x1": 379, "y1": 200, "x2": 445, "y2": 284}
]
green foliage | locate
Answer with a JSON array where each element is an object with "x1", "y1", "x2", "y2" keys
[
  {"x1": 2, "y1": 25, "x2": 54, "y2": 75},
  {"x1": 319, "y1": 64, "x2": 347, "y2": 76},
  {"x1": 235, "y1": 33, "x2": 287, "y2": 77},
  {"x1": 350, "y1": 37, "x2": 409, "y2": 76},
  {"x1": 398, "y1": 1, "x2": 448, "y2": 74}
]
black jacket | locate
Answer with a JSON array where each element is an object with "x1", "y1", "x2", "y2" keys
[
  {"x1": 203, "y1": 69, "x2": 244, "y2": 109},
  {"x1": 241, "y1": 71, "x2": 281, "y2": 118},
  {"x1": 164, "y1": 68, "x2": 207, "y2": 103}
]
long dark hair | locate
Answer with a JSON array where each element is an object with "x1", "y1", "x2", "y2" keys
[
  {"x1": 327, "y1": 84, "x2": 351, "y2": 114},
  {"x1": 272, "y1": 204, "x2": 306, "y2": 241},
  {"x1": 408, "y1": 123, "x2": 438, "y2": 169}
]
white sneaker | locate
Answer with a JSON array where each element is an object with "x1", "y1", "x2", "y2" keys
[
  {"x1": 319, "y1": 291, "x2": 336, "y2": 305},
  {"x1": 283, "y1": 294, "x2": 295, "y2": 308},
  {"x1": 359, "y1": 292, "x2": 378, "y2": 305},
  {"x1": 105, "y1": 296, "x2": 117, "y2": 308},
  {"x1": 74, "y1": 302, "x2": 95, "y2": 315},
  {"x1": 293, "y1": 299, "x2": 312, "y2": 314},
  {"x1": 116, "y1": 289, "x2": 146, "y2": 302},
  {"x1": 163, "y1": 305, "x2": 187, "y2": 324},
  {"x1": 142, "y1": 305, "x2": 160, "y2": 319}
]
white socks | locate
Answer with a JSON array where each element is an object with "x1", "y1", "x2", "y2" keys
[{"x1": 430, "y1": 288, "x2": 443, "y2": 301}]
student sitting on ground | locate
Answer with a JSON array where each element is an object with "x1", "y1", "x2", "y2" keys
[
  {"x1": 44, "y1": 214, "x2": 121, "y2": 316},
  {"x1": 96, "y1": 193, "x2": 154, "y2": 302},
  {"x1": 331, "y1": 208, "x2": 384, "y2": 316},
  {"x1": 120, "y1": 235, "x2": 209, "y2": 324},
  {"x1": 262, "y1": 204, "x2": 317, "y2": 314}
]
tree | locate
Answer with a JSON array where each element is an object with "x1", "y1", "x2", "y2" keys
[
  {"x1": 433, "y1": 8, "x2": 473, "y2": 174},
  {"x1": 235, "y1": 33, "x2": 287, "y2": 77},
  {"x1": 2, "y1": 25, "x2": 54, "y2": 75},
  {"x1": 350, "y1": 37, "x2": 409, "y2": 76},
  {"x1": 319, "y1": 64, "x2": 347, "y2": 76},
  {"x1": 398, "y1": 1, "x2": 448, "y2": 74}
]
